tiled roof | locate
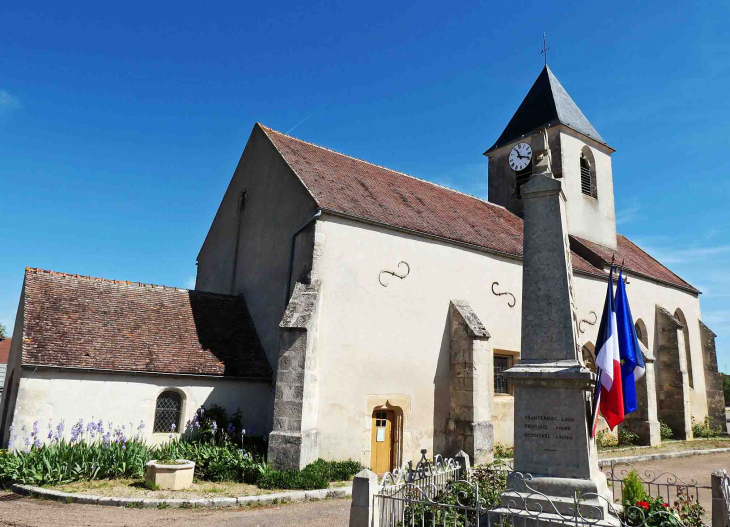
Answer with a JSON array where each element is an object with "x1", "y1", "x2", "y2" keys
[
  {"x1": 20, "y1": 269, "x2": 273, "y2": 379},
  {"x1": 486, "y1": 66, "x2": 607, "y2": 153},
  {"x1": 260, "y1": 124, "x2": 601, "y2": 277},
  {"x1": 259, "y1": 124, "x2": 696, "y2": 294},
  {"x1": 0, "y1": 338, "x2": 10, "y2": 364},
  {"x1": 572, "y1": 236, "x2": 699, "y2": 294}
]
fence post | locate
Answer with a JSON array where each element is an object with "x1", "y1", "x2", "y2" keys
[
  {"x1": 712, "y1": 469, "x2": 728, "y2": 527},
  {"x1": 454, "y1": 450, "x2": 471, "y2": 481},
  {"x1": 349, "y1": 468, "x2": 381, "y2": 527}
]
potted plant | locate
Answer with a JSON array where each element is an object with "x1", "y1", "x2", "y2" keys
[{"x1": 145, "y1": 457, "x2": 196, "y2": 490}]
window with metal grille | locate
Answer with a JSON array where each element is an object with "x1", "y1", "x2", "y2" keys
[
  {"x1": 154, "y1": 391, "x2": 182, "y2": 433},
  {"x1": 494, "y1": 356, "x2": 512, "y2": 394},
  {"x1": 515, "y1": 162, "x2": 532, "y2": 198},
  {"x1": 580, "y1": 154, "x2": 598, "y2": 199}
]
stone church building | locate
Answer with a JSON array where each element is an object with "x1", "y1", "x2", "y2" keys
[{"x1": 1, "y1": 66, "x2": 724, "y2": 473}]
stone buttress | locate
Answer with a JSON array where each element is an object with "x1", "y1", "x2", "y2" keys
[
  {"x1": 447, "y1": 300, "x2": 494, "y2": 464},
  {"x1": 267, "y1": 281, "x2": 322, "y2": 470}
]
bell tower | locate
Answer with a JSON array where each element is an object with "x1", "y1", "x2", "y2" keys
[{"x1": 484, "y1": 66, "x2": 618, "y2": 249}]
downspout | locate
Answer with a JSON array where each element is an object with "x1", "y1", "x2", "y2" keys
[{"x1": 285, "y1": 209, "x2": 322, "y2": 305}]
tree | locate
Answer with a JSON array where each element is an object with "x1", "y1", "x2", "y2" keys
[
  {"x1": 0, "y1": 323, "x2": 5, "y2": 339},
  {"x1": 722, "y1": 374, "x2": 730, "y2": 408}
]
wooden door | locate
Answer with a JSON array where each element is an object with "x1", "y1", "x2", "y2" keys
[{"x1": 370, "y1": 410, "x2": 394, "y2": 474}]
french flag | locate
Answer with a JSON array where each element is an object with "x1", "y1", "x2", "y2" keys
[
  {"x1": 615, "y1": 269, "x2": 645, "y2": 415},
  {"x1": 590, "y1": 266, "x2": 624, "y2": 435}
]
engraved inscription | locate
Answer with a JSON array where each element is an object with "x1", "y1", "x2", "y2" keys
[{"x1": 523, "y1": 414, "x2": 574, "y2": 440}]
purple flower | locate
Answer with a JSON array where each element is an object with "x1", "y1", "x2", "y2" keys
[
  {"x1": 24, "y1": 437, "x2": 30, "y2": 447},
  {"x1": 170, "y1": 423, "x2": 176, "y2": 432},
  {"x1": 212, "y1": 421, "x2": 217, "y2": 431},
  {"x1": 47, "y1": 430, "x2": 52, "y2": 440},
  {"x1": 122, "y1": 444, "x2": 126, "y2": 450},
  {"x1": 32, "y1": 420, "x2": 39, "y2": 436},
  {"x1": 226, "y1": 423, "x2": 235, "y2": 434},
  {"x1": 33, "y1": 437, "x2": 41, "y2": 449}
]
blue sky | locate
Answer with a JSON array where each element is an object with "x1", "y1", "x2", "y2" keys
[{"x1": 1, "y1": 1, "x2": 729, "y2": 370}]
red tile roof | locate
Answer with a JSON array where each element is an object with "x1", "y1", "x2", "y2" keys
[
  {"x1": 20, "y1": 268, "x2": 273, "y2": 378},
  {"x1": 259, "y1": 124, "x2": 696, "y2": 293},
  {"x1": 0, "y1": 338, "x2": 11, "y2": 364},
  {"x1": 572, "y1": 235, "x2": 699, "y2": 293},
  {"x1": 260, "y1": 124, "x2": 601, "y2": 278}
]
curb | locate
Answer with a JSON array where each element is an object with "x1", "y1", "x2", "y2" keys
[
  {"x1": 599, "y1": 447, "x2": 730, "y2": 466},
  {"x1": 11, "y1": 483, "x2": 352, "y2": 508}
]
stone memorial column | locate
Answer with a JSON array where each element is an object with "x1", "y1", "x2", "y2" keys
[{"x1": 499, "y1": 129, "x2": 616, "y2": 523}]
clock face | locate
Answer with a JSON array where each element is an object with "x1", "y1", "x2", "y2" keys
[{"x1": 509, "y1": 142, "x2": 532, "y2": 172}]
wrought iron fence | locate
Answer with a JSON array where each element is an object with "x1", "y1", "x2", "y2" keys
[
  {"x1": 602, "y1": 461, "x2": 711, "y2": 507},
  {"x1": 374, "y1": 455, "x2": 703, "y2": 527}
]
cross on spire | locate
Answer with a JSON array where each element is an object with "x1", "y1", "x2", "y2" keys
[{"x1": 540, "y1": 33, "x2": 550, "y2": 67}]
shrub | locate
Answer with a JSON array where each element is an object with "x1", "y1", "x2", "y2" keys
[
  {"x1": 673, "y1": 489, "x2": 706, "y2": 527},
  {"x1": 621, "y1": 469, "x2": 646, "y2": 509},
  {"x1": 493, "y1": 444, "x2": 514, "y2": 458},
  {"x1": 691, "y1": 416, "x2": 722, "y2": 439},
  {"x1": 257, "y1": 458, "x2": 363, "y2": 490},
  {"x1": 595, "y1": 429, "x2": 618, "y2": 448},
  {"x1": 618, "y1": 427, "x2": 640, "y2": 446},
  {"x1": 659, "y1": 421, "x2": 674, "y2": 440}
]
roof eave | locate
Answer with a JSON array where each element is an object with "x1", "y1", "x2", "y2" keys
[{"x1": 484, "y1": 122, "x2": 614, "y2": 156}]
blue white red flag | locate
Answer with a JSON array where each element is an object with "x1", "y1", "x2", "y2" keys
[
  {"x1": 591, "y1": 266, "x2": 624, "y2": 433},
  {"x1": 615, "y1": 269, "x2": 645, "y2": 415}
]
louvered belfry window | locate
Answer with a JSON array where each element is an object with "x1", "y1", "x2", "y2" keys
[
  {"x1": 580, "y1": 155, "x2": 592, "y2": 196},
  {"x1": 154, "y1": 391, "x2": 182, "y2": 433}
]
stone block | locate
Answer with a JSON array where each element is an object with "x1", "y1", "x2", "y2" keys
[
  {"x1": 349, "y1": 469, "x2": 380, "y2": 527},
  {"x1": 145, "y1": 460, "x2": 195, "y2": 490}
]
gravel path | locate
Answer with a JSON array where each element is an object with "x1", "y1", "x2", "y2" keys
[
  {"x1": 0, "y1": 494, "x2": 352, "y2": 527},
  {"x1": 613, "y1": 451, "x2": 730, "y2": 513}
]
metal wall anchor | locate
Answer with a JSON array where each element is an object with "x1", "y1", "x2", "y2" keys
[
  {"x1": 578, "y1": 311, "x2": 598, "y2": 334},
  {"x1": 491, "y1": 281, "x2": 516, "y2": 308},
  {"x1": 379, "y1": 261, "x2": 410, "y2": 287}
]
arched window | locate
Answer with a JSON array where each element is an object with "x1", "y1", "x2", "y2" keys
[
  {"x1": 581, "y1": 343, "x2": 597, "y2": 374},
  {"x1": 635, "y1": 318, "x2": 648, "y2": 348},
  {"x1": 580, "y1": 147, "x2": 597, "y2": 199},
  {"x1": 674, "y1": 309, "x2": 694, "y2": 389},
  {"x1": 154, "y1": 390, "x2": 183, "y2": 433}
]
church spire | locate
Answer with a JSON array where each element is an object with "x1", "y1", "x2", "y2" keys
[{"x1": 484, "y1": 67, "x2": 608, "y2": 154}]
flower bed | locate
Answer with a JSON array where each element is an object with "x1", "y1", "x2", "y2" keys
[{"x1": 0, "y1": 406, "x2": 363, "y2": 492}]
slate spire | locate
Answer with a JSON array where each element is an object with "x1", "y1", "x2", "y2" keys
[{"x1": 485, "y1": 66, "x2": 607, "y2": 153}]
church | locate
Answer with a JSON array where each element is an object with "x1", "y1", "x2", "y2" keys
[{"x1": 0, "y1": 66, "x2": 724, "y2": 474}]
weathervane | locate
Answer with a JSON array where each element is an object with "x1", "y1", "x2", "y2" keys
[{"x1": 540, "y1": 33, "x2": 550, "y2": 66}]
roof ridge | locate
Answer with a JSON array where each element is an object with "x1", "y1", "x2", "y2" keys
[
  {"x1": 258, "y1": 123, "x2": 513, "y2": 215},
  {"x1": 23, "y1": 267, "x2": 246, "y2": 297}
]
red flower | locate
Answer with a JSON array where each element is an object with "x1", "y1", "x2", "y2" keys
[
  {"x1": 662, "y1": 503, "x2": 669, "y2": 508},
  {"x1": 636, "y1": 501, "x2": 649, "y2": 509}
]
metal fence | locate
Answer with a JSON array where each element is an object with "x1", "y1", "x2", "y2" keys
[
  {"x1": 373, "y1": 455, "x2": 706, "y2": 527},
  {"x1": 603, "y1": 460, "x2": 711, "y2": 507}
]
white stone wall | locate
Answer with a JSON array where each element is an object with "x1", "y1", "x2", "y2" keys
[
  {"x1": 6, "y1": 369, "x2": 271, "y2": 449},
  {"x1": 573, "y1": 271, "x2": 706, "y2": 421},
  {"x1": 309, "y1": 213, "x2": 705, "y2": 462},
  {"x1": 558, "y1": 129, "x2": 618, "y2": 249}
]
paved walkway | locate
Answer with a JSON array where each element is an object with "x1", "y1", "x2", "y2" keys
[
  {"x1": 0, "y1": 494, "x2": 352, "y2": 527},
  {"x1": 1, "y1": 452, "x2": 728, "y2": 526}
]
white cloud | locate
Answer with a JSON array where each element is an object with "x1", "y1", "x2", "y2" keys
[
  {"x1": 184, "y1": 276, "x2": 196, "y2": 290},
  {"x1": 0, "y1": 90, "x2": 21, "y2": 111}
]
